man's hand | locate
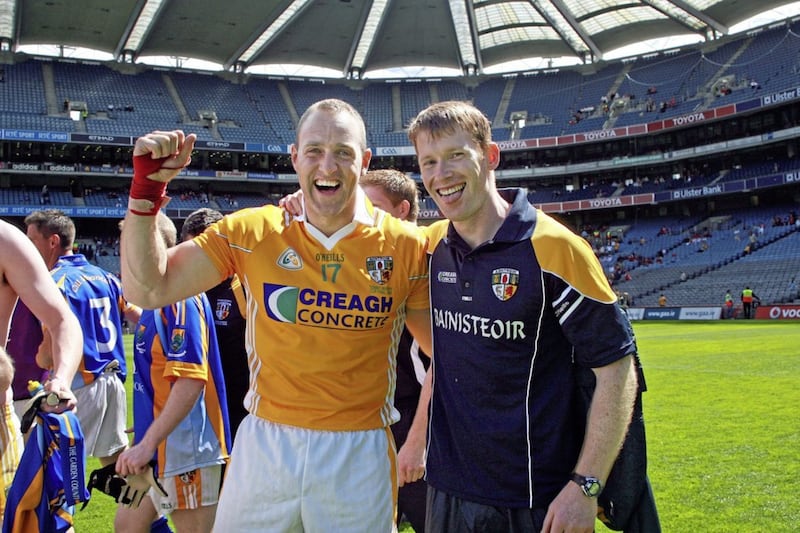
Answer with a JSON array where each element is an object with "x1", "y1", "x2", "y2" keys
[
  {"x1": 278, "y1": 189, "x2": 304, "y2": 218},
  {"x1": 116, "y1": 441, "x2": 157, "y2": 477},
  {"x1": 85, "y1": 460, "x2": 167, "y2": 509},
  {"x1": 19, "y1": 377, "x2": 77, "y2": 433},
  {"x1": 133, "y1": 130, "x2": 196, "y2": 184},
  {"x1": 397, "y1": 435, "x2": 426, "y2": 487},
  {"x1": 541, "y1": 481, "x2": 597, "y2": 533},
  {"x1": 42, "y1": 375, "x2": 77, "y2": 412}
]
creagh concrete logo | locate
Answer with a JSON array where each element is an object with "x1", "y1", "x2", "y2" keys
[{"x1": 263, "y1": 284, "x2": 393, "y2": 330}]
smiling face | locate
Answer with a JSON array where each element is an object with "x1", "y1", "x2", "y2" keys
[
  {"x1": 291, "y1": 105, "x2": 371, "y2": 236},
  {"x1": 415, "y1": 126, "x2": 499, "y2": 228}
]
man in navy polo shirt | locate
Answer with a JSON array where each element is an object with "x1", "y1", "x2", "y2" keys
[{"x1": 403, "y1": 101, "x2": 639, "y2": 532}]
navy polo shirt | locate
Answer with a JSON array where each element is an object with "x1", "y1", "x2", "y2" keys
[{"x1": 426, "y1": 188, "x2": 635, "y2": 509}]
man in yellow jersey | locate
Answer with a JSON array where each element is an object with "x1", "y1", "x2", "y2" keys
[{"x1": 120, "y1": 99, "x2": 432, "y2": 531}]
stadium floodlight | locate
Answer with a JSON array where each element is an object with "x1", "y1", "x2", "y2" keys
[
  {"x1": 350, "y1": 0, "x2": 389, "y2": 75},
  {"x1": 237, "y1": 0, "x2": 313, "y2": 65},
  {"x1": 0, "y1": 0, "x2": 15, "y2": 44},
  {"x1": 449, "y1": 0, "x2": 478, "y2": 71},
  {"x1": 122, "y1": 0, "x2": 167, "y2": 55}
]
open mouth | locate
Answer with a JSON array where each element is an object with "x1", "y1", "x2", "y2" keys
[
  {"x1": 438, "y1": 183, "x2": 465, "y2": 197},
  {"x1": 315, "y1": 179, "x2": 341, "y2": 192}
]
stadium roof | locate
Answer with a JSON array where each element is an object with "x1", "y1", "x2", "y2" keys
[{"x1": 1, "y1": 0, "x2": 798, "y2": 78}]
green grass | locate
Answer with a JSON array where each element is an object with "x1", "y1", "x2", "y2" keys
[
  {"x1": 636, "y1": 321, "x2": 798, "y2": 532},
  {"x1": 75, "y1": 323, "x2": 800, "y2": 531}
]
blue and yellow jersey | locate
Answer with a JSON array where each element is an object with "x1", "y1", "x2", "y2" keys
[
  {"x1": 132, "y1": 295, "x2": 230, "y2": 477},
  {"x1": 425, "y1": 188, "x2": 636, "y2": 509},
  {"x1": 3, "y1": 410, "x2": 88, "y2": 533},
  {"x1": 193, "y1": 188, "x2": 430, "y2": 431},
  {"x1": 50, "y1": 254, "x2": 129, "y2": 386}
]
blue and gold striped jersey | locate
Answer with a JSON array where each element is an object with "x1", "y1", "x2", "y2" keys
[
  {"x1": 3, "y1": 410, "x2": 88, "y2": 533},
  {"x1": 132, "y1": 294, "x2": 230, "y2": 477}
]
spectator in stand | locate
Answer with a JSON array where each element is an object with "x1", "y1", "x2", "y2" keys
[
  {"x1": 24, "y1": 209, "x2": 141, "y2": 468},
  {"x1": 658, "y1": 293, "x2": 667, "y2": 307},
  {"x1": 180, "y1": 208, "x2": 249, "y2": 441}
]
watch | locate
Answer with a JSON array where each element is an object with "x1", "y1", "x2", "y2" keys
[{"x1": 570, "y1": 472, "x2": 603, "y2": 497}]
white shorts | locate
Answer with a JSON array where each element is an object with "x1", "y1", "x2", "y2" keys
[
  {"x1": 151, "y1": 464, "x2": 222, "y2": 514},
  {"x1": 214, "y1": 416, "x2": 397, "y2": 532},
  {"x1": 73, "y1": 371, "x2": 127, "y2": 458}
]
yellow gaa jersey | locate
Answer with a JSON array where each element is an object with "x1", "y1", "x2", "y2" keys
[{"x1": 193, "y1": 189, "x2": 430, "y2": 431}]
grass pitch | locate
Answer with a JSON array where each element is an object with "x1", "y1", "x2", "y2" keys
[
  {"x1": 635, "y1": 320, "x2": 798, "y2": 532},
  {"x1": 76, "y1": 322, "x2": 799, "y2": 531}
]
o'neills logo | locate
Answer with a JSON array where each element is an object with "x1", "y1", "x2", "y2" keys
[{"x1": 672, "y1": 113, "x2": 706, "y2": 126}]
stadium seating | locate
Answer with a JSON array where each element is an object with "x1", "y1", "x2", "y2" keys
[{"x1": 1, "y1": 20, "x2": 798, "y2": 146}]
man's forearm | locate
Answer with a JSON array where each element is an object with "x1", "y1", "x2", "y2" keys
[
  {"x1": 139, "y1": 378, "x2": 204, "y2": 451},
  {"x1": 574, "y1": 355, "x2": 637, "y2": 482},
  {"x1": 407, "y1": 367, "x2": 431, "y2": 446},
  {"x1": 48, "y1": 315, "x2": 82, "y2": 383}
]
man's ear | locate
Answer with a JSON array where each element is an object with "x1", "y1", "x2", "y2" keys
[
  {"x1": 397, "y1": 199, "x2": 411, "y2": 221},
  {"x1": 486, "y1": 143, "x2": 501, "y2": 169},
  {"x1": 50, "y1": 233, "x2": 62, "y2": 250}
]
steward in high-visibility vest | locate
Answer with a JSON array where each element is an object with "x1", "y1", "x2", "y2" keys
[{"x1": 741, "y1": 287, "x2": 757, "y2": 318}]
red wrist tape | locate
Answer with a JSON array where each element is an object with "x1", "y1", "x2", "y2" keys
[{"x1": 129, "y1": 155, "x2": 170, "y2": 216}]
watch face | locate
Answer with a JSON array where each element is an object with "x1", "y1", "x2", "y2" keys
[
  {"x1": 584, "y1": 478, "x2": 602, "y2": 497},
  {"x1": 572, "y1": 473, "x2": 603, "y2": 497}
]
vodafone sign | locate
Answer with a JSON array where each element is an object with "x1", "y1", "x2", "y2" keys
[{"x1": 755, "y1": 305, "x2": 800, "y2": 320}]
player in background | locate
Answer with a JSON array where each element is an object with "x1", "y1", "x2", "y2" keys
[
  {"x1": 115, "y1": 212, "x2": 230, "y2": 533},
  {"x1": 180, "y1": 208, "x2": 249, "y2": 441},
  {"x1": 24, "y1": 209, "x2": 140, "y2": 468}
]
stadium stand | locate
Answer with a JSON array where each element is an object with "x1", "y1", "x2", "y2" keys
[{"x1": 1, "y1": 17, "x2": 799, "y2": 311}]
